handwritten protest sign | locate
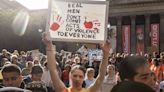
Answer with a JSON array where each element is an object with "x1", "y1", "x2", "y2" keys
[{"x1": 46, "y1": 0, "x2": 109, "y2": 43}]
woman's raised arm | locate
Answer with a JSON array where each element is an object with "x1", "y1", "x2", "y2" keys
[
  {"x1": 42, "y1": 32, "x2": 66, "y2": 92},
  {"x1": 89, "y1": 41, "x2": 111, "y2": 92}
]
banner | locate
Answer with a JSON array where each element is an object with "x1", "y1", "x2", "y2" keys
[
  {"x1": 108, "y1": 26, "x2": 117, "y2": 53},
  {"x1": 47, "y1": 0, "x2": 109, "y2": 43},
  {"x1": 122, "y1": 25, "x2": 130, "y2": 54},
  {"x1": 151, "y1": 24, "x2": 159, "y2": 53},
  {"x1": 88, "y1": 49, "x2": 103, "y2": 61},
  {"x1": 136, "y1": 25, "x2": 144, "y2": 55}
]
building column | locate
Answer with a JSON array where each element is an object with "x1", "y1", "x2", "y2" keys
[
  {"x1": 116, "y1": 16, "x2": 122, "y2": 53},
  {"x1": 160, "y1": 14, "x2": 164, "y2": 52},
  {"x1": 145, "y1": 15, "x2": 150, "y2": 53},
  {"x1": 130, "y1": 15, "x2": 136, "y2": 54}
]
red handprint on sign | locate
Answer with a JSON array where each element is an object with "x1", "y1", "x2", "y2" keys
[
  {"x1": 84, "y1": 17, "x2": 93, "y2": 29},
  {"x1": 50, "y1": 15, "x2": 64, "y2": 31},
  {"x1": 84, "y1": 17, "x2": 100, "y2": 32}
]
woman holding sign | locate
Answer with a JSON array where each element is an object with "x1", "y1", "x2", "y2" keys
[{"x1": 42, "y1": 32, "x2": 111, "y2": 92}]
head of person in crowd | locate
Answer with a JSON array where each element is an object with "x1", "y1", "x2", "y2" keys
[
  {"x1": 122, "y1": 53, "x2": 129, "y2": 58},
  {"x1": 26, "y1": 51, "x2": 32, "y2": 56},
  {"x1": 153, "y1": 52, "x2": 160, "y2": 58},
  {"x1": 11, "y1": 55, "x2": 19, "y2": 64},
  {"x1": 75, "y1": 53, "x2": 80, "y2": 57},
  {"x1": 26, "y1": 61, "x2": 33, "y2": 70},
  {"x1": 116, "y1": 53, "x2": 121, "y2": 57},
  {"x1": 22, "y1": 61, "x2": 33, "y2": 76},
  {"x1": 60, "y1": 49, "x2": 65, "y2": 55},
  {"x1": 130, "y1": 53, "x2": 135, "y2": 56},
  {"x1": 118, "y1": 56, "x2": 155, "y2": 89},
  {"x1": 26, "y1": 51, "x2": 33, "y2": 61},
  {"x1": 73, "y1": 56, "x2": 81, "y2": 64},
  {"x1": 144, "y1": 53, "x2": 149, "y2": 59},
  {"x1": 1, "y1": 58, "x2": 9, "y2": 66},
  {"x1": 160, "y1": 52, "x2": 164, "y2": 59},
  {"x1": 21, "y1": 55, "x2": 27, "y2": 62},
  {"x1": 116, "y1": 53, "x2": 122, "y2": 60},
  {"x1": 1, "y1": 64, "x2": 24, "y2": 88},
  {"x1": 92, "y1": 60, "x2": 100, "y2": 68},
  {"x1": 69, "y1": 65, "x2": 86, "y2": 89},
  {"x1": 85, "y1": 68, "x2": 95, "y2": 80},
  {"x1": 107, "y1": 64, "x2": 116, "y2": 76},
  {"x1": 111, "y1": 81, "x2": 155, "y2": 92},
  {"x1": 145, "y1": 53, "x2": 152, "y2": 61},
  {"x1": 1, "y1": 49, "x2": 11, "y2": 59},
  {"x1": 64, "y1": 64, "x2": 71, "y2": 72},
  {"x1": 152, "y1": 58, "x2": 160, "y2": 66},
  {"x1": 81, "y1": 55, "x2": 88, "y2": 62},
  {"x1": 13, "y1": 50, "x2": 19, "y2": 57},
  {"x1": 67, "y1": 54, "x2": 72, "y2": 59},
  {"x1": 20, "y1": 51, "x2": 26, "y2": 56},
  {"x1": 65, "y1": 59, "x2": 72, "y2": 65},
  {"x1": 31, "y1": 65, "x2": 43, "y2": 81},
  {"x1": 6, "y1": 52, "x2": 12, "y2": 60},
  {"x1": 1, "y1": 49, "x2": 8, "y2": 56},
  {"x1": 33, "y1": 58, "x2": 40, "y2": 65},
  {"x1": 160, "y1": 55, "x2": 164, "y2": 63}
]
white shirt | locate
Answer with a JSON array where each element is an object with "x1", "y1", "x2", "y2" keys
[
  {"x1": 100, "y1": 75, "x2": 117, "y2": 92},
  {"x1": 41, "y1": 68, "x2": 53, "y2": 87},
  {"x1": 85, "y1": 78, "x2": 96, "y2": 88}
]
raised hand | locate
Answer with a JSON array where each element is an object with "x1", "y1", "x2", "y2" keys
[
  {"x1": 42, "y1": 32, "x2": 53, "y2": 48},
  {"x1": 100, "y1": 40, "x2": 111, "y2": 54}
]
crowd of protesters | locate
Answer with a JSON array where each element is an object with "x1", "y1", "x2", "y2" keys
[{"x1": 0, "y1": 33, "x2": 164, "y2": 92}]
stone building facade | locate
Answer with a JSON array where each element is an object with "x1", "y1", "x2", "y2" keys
[{"x1": 108, "y1": 0, "x2": 164, "y2": 54}]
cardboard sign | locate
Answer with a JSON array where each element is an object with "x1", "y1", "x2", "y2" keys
[{"x1": 46, "y1": 0, "x2": 109, "y2": 43}]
